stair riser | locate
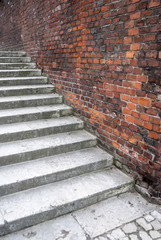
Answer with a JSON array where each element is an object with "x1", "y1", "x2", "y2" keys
[
  {"x1": 0, "y1": 63, "x2": 36, "y2": 69},
  {"x1": 0, "y1": 57, "x2": 31, "y2": 63},
  {"x1": 0, "y1": 183, "x2": 133, "y2": 236},
  {"x1": 0, "y1": 159, "x2": 111, "y2": 197},
  {"x1": 0, "y1": 96, "x2": 62, "y2": 110},
  {"x1": 0, "y1": 70, "x2": 41, "y2": 77},
  {"x1": 0, "y1": 121, "x2": 84, "y2": 143},
  {"x1": 0, "y1": 78, "x2": 48, "y2": 86},
  {"x1": 0, "y1": 139, "x2": 97, "y2": 167},
  {"x1": 0, "y1": 108, "x2": 73, "y2": 125},
  {"x1": 0, "y1": 52, "x2": 27, "y2": 57},
  {"x1": 0, "y1": 87, "x2": 55, "y2": 97}
]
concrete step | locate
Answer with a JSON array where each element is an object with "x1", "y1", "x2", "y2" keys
[
  {"x1": 0, "y1": 167, "x2": 133, "y2": 236},
  {"x1": 0, "y1": 69, "x2": 41, "y2": 77},
  {"x1": 0, "y1": 93, "x2": 62, "y2": 110},
  {"x1": 0, "y1": 116, "x2": 84, "y2": 142},
  {"x1": 0, "y1": 76, "x2": 48, "y2": 86},
  {"x1": 0, "y1": 63, "x2": 36, "y2": 69},
  {"x1": 0, "y1": 147, "x2": 113, "y2": 196},
  {"x1": 0, "y1": 192, "x2": 154, "y2": 240},
  {"x1": 0, "y1": 57, "x2": 31, "y2": 63},
  {"x1": 0, "y1": 51, "x2": 27, "y2": 57},
  {"x1": 0, "y1": 84, "x2": 55, "y2": 96},
  {"x1": 0, "y1": 130, "x2": 97, "y2": 166},
  {"x1": 0, "y1": 104, "x2": 73, "y2": 125}
]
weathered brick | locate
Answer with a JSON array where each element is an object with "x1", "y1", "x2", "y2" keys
[
  {"x1": 128, "y1": 28, "x2": 139, "y2": 35},
  {"x1": 149, "y1": 0, "x2": 160, "y2": 8}
]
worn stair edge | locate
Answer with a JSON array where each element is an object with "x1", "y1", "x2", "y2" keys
[
  {"x1": 0, "y1": 76, "x2": 48, "y2": 86},
  {"x1": 0, "y1": 130, "x2": 97, "y2": 166},
  {"x1": 0, "y1": 84, "x2": 55, "y2": 97},
  {"x1": 0, "y1": 57, "x2": 31, "y2": 63},
  {"x1": 0, "y1": 104, "x2": 73, "y2": 125},
  {"x1": 0, "y1": 52, "x2": 27, "y2": 57},
  {"x1": 0, "y1": 63, "x2": 36, "y2": 69},
  {"x1": 0, "y1": 69, "x2": 41, "y2": 77},
  {"x1": 0, "y1": 167, "x2": 134, "y2": 236},
  {"x1": 0, "y1": 93, "x2": 62, "y2": 110},
  {"x1": 0, "y1": 116, "x2": 84, "y2": 143},
  {"x1": 0, "y1": 147, "x2": 113, "y2": 196}
]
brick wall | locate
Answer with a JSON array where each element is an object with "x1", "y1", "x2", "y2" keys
[{"x1": 0, "y1": 0, "x2": 161, "y2": 200}]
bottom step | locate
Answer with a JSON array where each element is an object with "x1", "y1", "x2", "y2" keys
[
  {"x1": 0, "y1": 167, "x2": 133, "y2": 236},
  {"x1": 0, "y1": 192, "x2": 155, "y2": 240}
]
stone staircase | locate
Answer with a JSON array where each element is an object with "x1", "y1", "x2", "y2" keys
[{"x1": 0, "y1": 51, "x2": 134, "y2": 237}]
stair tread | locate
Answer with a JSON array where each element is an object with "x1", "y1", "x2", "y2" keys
[
  {"x1": 0, "y1": 51, "x2": 26, "y2": 54},
  {"x1": 0, "y1": 93, "x2": 60, "y2": 103},
  {"x1": 0, "y1": 69, "x2": 40, "y2": 72},
  {"x1": 0, "y1": 63, "x2": 34, "y2": 65},
  {"x1": 0, "y1": 104, "x2": 71, "y2": 117},
  {"x1": 0, "y1": 147, "x2": 113, "y2": 189},
  {"x1": 0, "y1": 84, "x2": 53, "y2": 90},
  {"x1": 0, "y1": 130, "x2": 96, "y2": 158},
  {"x1": 0, "y1": 167, "x2": 133, "y2": 224},
  {"x1": 0, "y1": 76, "x2": 47, "y2": 80},
  {"x1": 0, "y1": 116, "x2": 82, "y2": 135}
]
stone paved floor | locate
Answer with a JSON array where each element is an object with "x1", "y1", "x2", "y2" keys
[{"x1": 94, "y1": 210, "x2": 161, "y2": 240}]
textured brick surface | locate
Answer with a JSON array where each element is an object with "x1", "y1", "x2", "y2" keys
[{"x1": 0, "y1": 0, "x2": 160, "y2": 199}]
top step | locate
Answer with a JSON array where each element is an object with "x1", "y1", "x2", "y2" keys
[{"x1": 0, "y1": 52, "x2": 27, "y2": 57}]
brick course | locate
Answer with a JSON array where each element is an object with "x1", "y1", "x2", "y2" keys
[{"x1": 0, "y1": 0, "x2": 160, "y2": 199}]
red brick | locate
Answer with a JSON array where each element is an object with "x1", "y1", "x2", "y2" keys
[
  {"x1": 124, "y1": 37, "x2": 132, "y2": 43},
  {"x1": 130, "y1": 12, "x2": 141, "y2": 20},
  {"x1": 127, "y1": 103, "x2": 135, "y2": 110},
  {"x1": 130, "y1": 43, "x2": 140, "y2": 51},
  {"x1": 144, "y1": 122, "x2": 153, "y2": 130},
  {"x1": 126, "y1": 51, "x2": 135, "y2": 58},
  {"x1": 128, "y1": 5, "x2": 136, "y2": 12},
  {"x1": 139, "y1": 98, "x2": 151, "y2": 107},
  {"x1": 121, "y1": 94, "x2": 129, "y2": 101},
  {"x1": 159, "y1": 51, "x2": 161, "y2": 59},
  {"x1": 149, "y1": 131, "x2": 159, "y2": 140},
  {"x1": 125, "y1": 20, "x2": 134, "y2": 29},
  {"x1": 144, "y1": 35, "x2": 155, "y2": 42},
  {"x1": 149, "y1": 0, "x2": 160, "y2": 8},
  {"x1": 128, "y1": 28, "x2": 139, "y2": 35},
  {"x1": 133, "y1": 82, "x2": 141, "y2": 89},
  {"x1": 130, "y1": 96, "x2": 139, "y2": 103},
  {"x1": 140, "y1": 113, "x2": 150, "y2": 121},
  {"x1": 150, "y1": 117, "x2": 161, "y2": 125},
  {"x1": 134, "y1": 118, "x2": 143, "y2": 126},
  {"x1": 132, "y1": 111, "x2": 139, "y2": 118}
]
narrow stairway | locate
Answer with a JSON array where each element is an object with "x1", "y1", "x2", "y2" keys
[{"x1": 0, "y1": 51, "x2": 134, "y2": 237}]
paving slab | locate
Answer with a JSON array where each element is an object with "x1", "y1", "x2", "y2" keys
[
  {"x1": 73, "y1": 192, "x2": 156, "y2": 238},
  {"x1": 0, "y1": 215, "x2": 87, "y2": 240}
]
